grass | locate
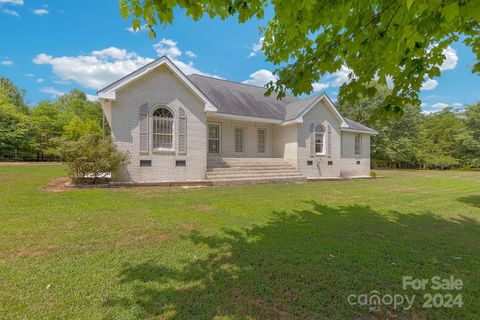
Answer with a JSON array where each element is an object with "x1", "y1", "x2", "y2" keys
[{"x1": 0, "y1": 164, "x2": 479, "y2": 319}]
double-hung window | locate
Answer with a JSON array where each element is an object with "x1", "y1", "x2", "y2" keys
[
  {"x1": 354, "y1": 134, "x2": 361, "y2": 156},
  {"x1": 208, "y1": 123, "x2": 221, "y2": 154},
  {"x1": 315, "y1": 125, "x2": 325, "y2": 154}
]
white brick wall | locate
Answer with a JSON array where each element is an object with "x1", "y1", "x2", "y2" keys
[
  {"x1": 272, "y1": 124, "x2": 298, "y2": 166},
  {"x1": 111, "y1": 65, "x2": 207, "y2": 183},
  {"x1": 340, "y1": 132, "x2": 371, "y2": 177}
]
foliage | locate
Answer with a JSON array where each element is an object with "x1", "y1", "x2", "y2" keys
[
  {"x1": 1, "y1": 166, "x2": 480, "y2": 319},
  {"x1": 56, "y1": 134, "x2": 129, "y2": 183},
  {"x1": 0, "y1": 79, "x2": 104, "y2": 161},
  {"x1": 121, "y1": 0, "x2": 479, "y2": 112}
]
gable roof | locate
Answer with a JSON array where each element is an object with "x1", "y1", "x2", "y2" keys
[
  {"x1": 98, "y1": 56, "x2": 376, "y2": 133},
  {"x1": 97, "y1": 56, "x2": 216, "y2": 112}
]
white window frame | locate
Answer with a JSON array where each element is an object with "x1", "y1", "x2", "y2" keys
[
  {"x1": 257, "y1": 127, "x2": 267, "y2": 155},
  {"x1": 315, "y1": 124, "x2": 326, "y2": 155},
  {"x1": 234, "y1": 126, "x2": 246, "y2": 155},
  {"x1": 354, "y1": 133, "x2": 362, "y2": 156},
  {"x1": 151, "y1": 106, "x2": 175, "y2": 152},
  {"x1": 207, "y1": 122, "x2": 222, "y2": 155}
]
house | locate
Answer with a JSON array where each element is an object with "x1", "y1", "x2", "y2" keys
[{"x1": 98, "y1": 56, "x2": 377, "y2": 184}]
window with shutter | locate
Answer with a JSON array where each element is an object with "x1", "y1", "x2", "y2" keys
[
  {"x1": 152, "y1": 107, "x2": 174, "y2": 150},
  {"x1": 309, "y1": 123, "x2": 315, "y2": 158},
  {"x1": 178, "y1": 108, "x2": 187, "y2": 154}
]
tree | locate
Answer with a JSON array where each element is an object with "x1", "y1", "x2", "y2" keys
[
  {"x1": 30, "y1": 101, "x2": 64, "y2": 158},
  {"x1": 0, "y1": 93, "x2": 34, "y2": 159},
  {"x1": 0, "y1": 77, "x2": 28, "y2": 114},
  {"x1": 337, "y1": 83, "x2": 422, "y2": 168},
  {"x1": 120, "y1": 0, "x2": 479, "y2": 111},
  {"x1": 63, "y1": 116, "x2": 102, "y2": 141}
]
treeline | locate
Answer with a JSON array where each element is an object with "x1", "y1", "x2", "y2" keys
[
  {"x1": 0, "y1": 78, "x2": 104, "y2": 161},
  {"x1": 337, "y1": 85, "x2": 480, "y2": 169}
]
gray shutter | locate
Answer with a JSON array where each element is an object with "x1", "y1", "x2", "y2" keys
[
  {"x1": 178, "y1": 108, "x2": 187, "y2": 155},
  {"x1": 310, "y1": 123, "x2": 315, "y2": 158},
  {"x1": 327, "y1": 124, "x2": 332, "y2": 158},
  {"x1": 139, "y1": 103, "x2": 149, "y2": 154}
]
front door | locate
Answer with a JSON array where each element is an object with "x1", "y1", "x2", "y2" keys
[{"x1": 208, "y1": 123, "x2": 221, "y2": 155}]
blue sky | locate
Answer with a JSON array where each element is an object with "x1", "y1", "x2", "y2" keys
[{"x1": 0, "y1": 0, "x2": 478, "y2": 113}]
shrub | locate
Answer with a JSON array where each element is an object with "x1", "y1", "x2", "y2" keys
[
  {"x1": 370, "y1": 170, "x2": 377, "y2": 178},
  {"x1": 56, "y1": 134, "x2": 129, "y2": 184}
]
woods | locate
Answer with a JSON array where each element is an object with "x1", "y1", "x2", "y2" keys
[
  {"x1": 0, "y1": 78, "x2": 103, "y2": 161},
  {"x1": 0, "y1": 77, "x2": 478, "y2": 169}
]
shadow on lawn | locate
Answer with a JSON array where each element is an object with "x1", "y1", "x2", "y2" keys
[
  {"x1": 457, "y1": 195, "x2": 480, "y2": 209},
  {"x1": 105, "y1": 202, "x2": 479, "y2": 319}
]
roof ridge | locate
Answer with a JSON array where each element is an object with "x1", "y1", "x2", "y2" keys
[{"x1": 188, "y1": 73, "x2": 298, "y2": 100}]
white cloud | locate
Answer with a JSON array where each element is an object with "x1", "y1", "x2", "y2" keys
[
  {"x1": 248, "y1": 37, "x2": 264, "y2": 58},
  {"x1": 154, "y1": 38, "x2": 182, "y2": 59},
  {"x1": 33, "y1": 8, "x2": 48, "y2": 15},
  {"x1": 0, "y1": 0, "x2": 23, "y2": 5},
  {"x1": 185, "y1": 50, "x2": 197, "y2": 58},
  {"x1": 25, "y1": 73, "x2": 34, "y2": 77},
  {"x1": 421, "y1": 79, "x2": 438, "y2": 91},
  {"x1": 36, "y1": 78, "x2": 44, "y2": 83},
  {"x1": 33, "y1": 49, "x2": 154, "y2": 89},
  {"x1": 312, "y1": 82, "x2": 329, "y2": 92},
  {"x1": 330, "y1": 65, "x2": 354, "y2": 87},
  {"x1": 431, "y1": 102, "x2": 449, "y2": 110},
  {"x1": 452, "y1": 102, "x2": 464, "y2": 107},
  {"x1": 2, "y1": 8, "x2": 20, "y2": 17},
  {"x1": 0, "y1": 59, "x2": 13, "y2": 66},
  {"x1": 439, "y1": 46, "x2": 458, "y2": 71},
  {"x1": 242, "y1": 69, "x2": 277, "y2": 86},
  {"x1": 40, "y1": 87, "x2": 64, "y2": 97},
  {"x1": 33, "y1": 41, "x2": 221, "y2": 90},
  {"x1": 126, "y1": 24, "x2": 147, "y2": 33}
]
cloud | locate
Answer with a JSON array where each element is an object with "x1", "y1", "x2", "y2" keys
[
  {"x1": 312, "y1": 82, "x2": 329, "y2": 92},
  {"x1": 439, "y1": 46, "x2": 458, "y2": 71},
  {"x1": 154, "y1": 38, "x2": 182, "y2": 59},
  {"x1": 185, "y1": 50, "x2": 197, "y2": 58},
  {"x1": 126, "y1": 24, "x2": 147, "y2": 33},
  {"x1": 0, "y1": 0, "x2": 23, "y2": 5},
  {"x1": 248, "y1": 37, "x2": 264, "y2": 58},
  {"x1": 40, "y1": 87, "x2": 64, "y2": 97},
  {"x1": 421, "y1": 79, "x2": 438, "y2": 91},
  {"x1": 25, "y1": 73, "x2": 34, "y2": 77},
  {"x1": 33, "y1": 8, "x2": 48, "y2": 15},
  {"x1": 452, "y1": 102, "x2": 464, "y2": 107},
  {"x1": 33, "y1": 49, "x2": 154, "y2": 89},
  {"x1": 33, "y1": 41, "x2": 220, "y2": 90},
  {"x1": 36, "y1": 78, "x2": 44, "y2": 83},
  {"x1": 2, "y1": 8, "x2": 20, "y2": 17},
  {"x1": 330, "y1": 65, "x2": 354, "y2": 87},
  {"x1": 242, "y1": 69, "x2": 277, "y2": 86},
  {"x1": 431, "y1": 102, "x2": 449, "y2": 110},
  {"x1": 0, "y1": 59, "x2": 13, "y2": 66}
]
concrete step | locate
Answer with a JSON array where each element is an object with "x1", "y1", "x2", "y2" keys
[
  {"x1": 207, "y1": 172, "x2": 305, "y2": 179},
  {"x1": 207, "y1": 166, "x2": 296, "y2": 172},
  {"x1": 210, "y1": 176, "x2": 307, "y2": 185}
]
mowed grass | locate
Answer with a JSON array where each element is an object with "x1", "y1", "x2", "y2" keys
[{"x1": 0, "y1": 164, "x2": 479, "y2": 319}]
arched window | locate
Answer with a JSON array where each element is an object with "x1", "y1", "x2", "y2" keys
[
  {"x1": 152, "y1": 107, "x2": 174, "y2": 149},
  {"x1": 315, "y1": 125, "x2": 325, "y2": 154}
]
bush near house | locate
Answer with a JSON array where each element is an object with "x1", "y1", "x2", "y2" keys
[{"x1": 56, "y1": 134, "x2": 129, "y2": 184}]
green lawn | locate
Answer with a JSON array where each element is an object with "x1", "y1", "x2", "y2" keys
[{"x1": 0, "y1": 164, "x2": 479, "y2": 319}]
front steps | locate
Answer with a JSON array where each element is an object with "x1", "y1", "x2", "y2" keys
[{"x1": 207, "y1": 157, "x2": 306, "y2": 185}]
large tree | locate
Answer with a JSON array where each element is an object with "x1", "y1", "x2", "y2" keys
[{"x1": 120, "y1": 0, "x2": 479, "y2": 111}]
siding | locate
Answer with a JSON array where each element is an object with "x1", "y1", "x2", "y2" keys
[
  {"x1": 272, "y1": 124, "x2": 298, "y2": 166},
  {"x1": 111, "y1": 65, "x2": 207, "y2": 182}
]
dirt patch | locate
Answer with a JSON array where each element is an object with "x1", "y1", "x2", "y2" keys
[{"x1": 44, "y1": 177, "x2": 71, "y2": 192}]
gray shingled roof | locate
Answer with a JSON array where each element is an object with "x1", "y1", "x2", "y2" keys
[
  {"x1": 188, "y1": 74, "x2": 297, "y2": 120},
  {"x1": 188, "y1": 74, "x2": 375, "y2": 133},
  {"x1": 344, "y1": 118, "x2": 377, "y2": 132}
]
